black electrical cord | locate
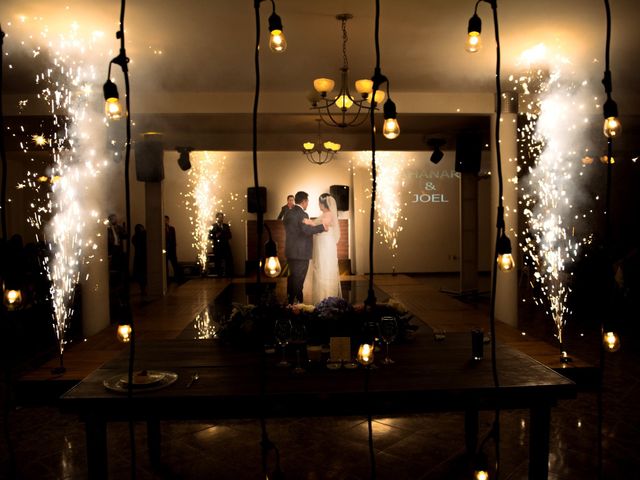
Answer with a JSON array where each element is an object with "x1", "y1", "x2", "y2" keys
[
  {"x1": 361, "y1": 0, "x2": 390, "y2": 477},
  {"x1": 489, "y1": 1, "x2": 502, "y2": 475},
  {"x1": 107, "y1": 0, "x2": 136, "y2": 476},
  {"x1": 598, "y1": 3, "x2": 615, "y2": 478},
  {"x1": 252, "y1": 0, "x2": 265, "y2": 286},
  {"x1": 1, "y1": 24, "x2": 18, "y2": 480},
  {"x1": 473, "y1": 1, "x2": 503, "y2": 477},
  {"x1": 253, "y1": 2, "x2": 281, "y2": 478},
  {"x1": 0, "y1": 26, "x2": 7, "y2": 242},
  {"x1": 366, "y1": 0, "x2": 387, "y2": 308}
]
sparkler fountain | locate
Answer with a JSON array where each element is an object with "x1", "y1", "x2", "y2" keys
[
  {"x1": 354, "y1": 151, "x2": 412, "y2": 264},
  {"x1": 6, "y1": 17, "x2": 111, "y2": 373},
  {"x1": 183, "y1": 151, "x2": 225, "y2": 272},
  {"x1": 514, "y1": 45, "x2": 597, "y2": 359}
]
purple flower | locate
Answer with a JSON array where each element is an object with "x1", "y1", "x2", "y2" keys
[{"x1": 315, "y1": 296, "x2": 352, "y2": 320}]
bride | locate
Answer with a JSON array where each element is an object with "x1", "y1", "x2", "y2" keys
[{"x1": 303, "y1": 193, "x2": 341, "y2": 304}]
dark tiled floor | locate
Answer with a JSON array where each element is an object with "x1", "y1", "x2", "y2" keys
[{"x1": 1, "y1": 275, "x2": 639, "y2": 479}]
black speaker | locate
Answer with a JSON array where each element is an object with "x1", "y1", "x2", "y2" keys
[
  {"x1": 455, "y1": 133, "x2": 482, "y2": 173},
  {"x1": 135, "y1": 138, "x2": 164, "y2": 182},
  {"x1": 330, "y1": 185, "x2": 350, "y2": 211},
  {"x1": 247, "y1": 187, "x2": 267, "y2": 213}
]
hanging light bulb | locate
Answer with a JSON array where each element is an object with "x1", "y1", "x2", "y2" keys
[
  {"x1": 103, "y1": 79, "x2": 122, "y2": 120},
  {"x1": 3, "y1": 288, "x2": 23, "y2": 310},
  {"x1": 117, "y1": 323, "x2": 132, "y2": 343},
  {"x1": 474, "y1": 469, "x2": 489, "y2": 480},
  {"x1": 264, "y1": 255, "x2": 282, "y2": 278},
  {"x1": 268, "y1": 12, "x2": 287, "y2": 53},
  {"x1": 496, "y1": 233, "x2": 515, "y2": 272},
  {"x1": 603, "y1": 331, "x2": 621, "y2": 352},
  {"x1": 357, "y1": 343, "x2": 374, "y2": 366},
  {"x1": 473, "y1": 452, "x2": 489, "y2": 480},
  {"x1": 263, "y1": 227, "x2": 281, "y2": 278},
  {"x1": 603, "y1": 98, "x2": 621, "y2": 138},
  {"x1": 466, "y1": 13, "x2": 482, "y2": 53},
  {"x1": 383, "y1": 98, "x2": 400, "y2": 140}
]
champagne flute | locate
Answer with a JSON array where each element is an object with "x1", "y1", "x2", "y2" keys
[
  {"x1": 290, "y1": 322, "x2": 308, "y2": 374},
  {"x1": 380, "y1": 316, "x2": 398, "y2": 365},
  {"x1": 274, "y1": 319, "x2": 292, "y2": 367}
]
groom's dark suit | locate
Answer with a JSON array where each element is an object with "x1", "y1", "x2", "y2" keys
[{"x1": 283, "y1": 205, "x2": 325, "y2": 304}]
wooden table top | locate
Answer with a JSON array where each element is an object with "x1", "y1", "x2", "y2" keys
[{"x1": 60, "y1": 332, "x2": 576, "y2": 419}]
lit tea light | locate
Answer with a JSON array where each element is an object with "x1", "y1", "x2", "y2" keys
[
  {"x1": 357, "y1": 343, "x2": 374, "y2": 366},
  {"x1": 603, "y1": 331, "x2": 620, "y2": 352}
]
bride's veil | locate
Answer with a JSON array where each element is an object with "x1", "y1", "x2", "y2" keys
[{"x1": 326, "y1": 195, "x2": 340, "y2": 243}]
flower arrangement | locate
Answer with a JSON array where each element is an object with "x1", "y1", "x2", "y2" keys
[{"x1": 216, "y1": 293, "x2": 417, "y2": 348}]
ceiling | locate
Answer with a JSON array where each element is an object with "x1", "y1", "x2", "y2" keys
[{"x1": 1, "y1": 0, "x2": 639, "y2": 152}]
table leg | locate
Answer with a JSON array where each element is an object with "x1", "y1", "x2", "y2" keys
[
  {"x1": 529, "y1": 406, "x2": 551, "y2": 479},
  {"x1": 465, "y1": 409, "x2": 479, "y2": 455},
  {"x1": 147, "y1": 418, "x2": 161, "y2": 467},
  {"x1": 85, "y1": 416, "x2": 108, "y2": 480}
]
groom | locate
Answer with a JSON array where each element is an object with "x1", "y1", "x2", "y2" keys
[{"x1": 283, "y1": 191, "x2": 326, "y2": 304}]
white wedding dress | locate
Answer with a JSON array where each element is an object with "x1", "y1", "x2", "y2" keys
[{"x1": 310, "y1": 197, "x2": 342, "y2": 304}]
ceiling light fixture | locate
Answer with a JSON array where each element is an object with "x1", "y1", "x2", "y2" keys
[
  {"x1": 302, "y1": 119, "x2": 341, "y2": 165},
  {"x1": 310, "y1": 14, "x2": 383, "y2": 129},
  {"x1": 176, "y1": 146, "x2": 193, "y2": 171},
  {"x1": 427, "y1": 138, "x2": 446, "y2": 164}
]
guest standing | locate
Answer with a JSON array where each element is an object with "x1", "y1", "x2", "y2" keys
[
  {"x1": 131, "y1": 224, "x2": 148, "y2": 298},
  {"x1": 277, "y1": 194, "x2": 295, "y2": 220},
  {"x1": 107, "y1": 213, "x2": 128, "y2": 322},
  {"x1": 165, "y1": 215, "x2": 183, "y2": 283},
  {"x1": 209, "y1": 212, "x2": 233, "y2": 277}
]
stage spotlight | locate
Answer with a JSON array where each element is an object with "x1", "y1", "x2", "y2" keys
[
  {"x1": 427, "y1": 138, "x2": 446, "y2": 164},
  {"x1": 176, "y1": 146, "x2": 193, "y2": 171}
]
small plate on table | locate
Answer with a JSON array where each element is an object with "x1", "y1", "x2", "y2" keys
[{"x1": 103, "y1": 370, "x2": 178, "y2": 393}]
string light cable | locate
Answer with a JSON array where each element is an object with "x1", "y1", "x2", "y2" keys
[
  {"x1": 104, "y1": 0, "x2": 136, "y2": 475},
  {"x1": 1, "y1": 25, "x2": 18, "y2": 480},
  {"x1": 598, "y1": 2, "x2": 619, "y2": 478},
  {"x1": 0, "y1": 26, "x2": 7, "y2": 241},
  {"x1": 466, "y1": 1, "x2": 503, "y2": 477},
  {"x1": 253, "y1": 2, "x2": 285, "y2": 478}
]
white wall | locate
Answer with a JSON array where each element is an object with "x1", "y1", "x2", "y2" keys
[
  {"x1": 124, "y1": 149, "x2": 492, "y2": 275},
  {"x1": 351, "y1": 151, "x2": 462, "y2": 273},
  {"x1": 151, "y1": 151, "x2": 353, "y2": 276}
]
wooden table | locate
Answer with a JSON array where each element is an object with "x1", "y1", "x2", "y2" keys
[{"x1": 60, "y1": 332, "x2": 576, "y2": 479}]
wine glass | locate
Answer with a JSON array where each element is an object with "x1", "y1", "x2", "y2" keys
[
  {"x1": 274, "y1": 319, "x2": 292, "y2": 367},
  {"x1": 380, "y1": 316, "x2": 398, "y2": 365},
  {"x1": 290, "y1": 322, "x2": 308, "y2": 374}
]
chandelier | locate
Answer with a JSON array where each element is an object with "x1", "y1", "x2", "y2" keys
[
  {"x1": 302, "y1": 119, "x2": 341, "y2": 165},
  {"x1": 309, "y1": 14, "x2": 386, "y2": 129}
]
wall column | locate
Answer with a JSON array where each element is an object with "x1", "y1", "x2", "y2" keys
[
  {"x1": 491, "y1": 95, "x2": 519, "y2": 327},
  {"x1": 459, "y1": 171, "x2": 479, "y2": 294}
]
